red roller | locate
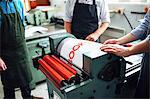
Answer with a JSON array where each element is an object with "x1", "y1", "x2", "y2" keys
[
  {"x1": 51, "y1": 55, "x2": 77, "y2": 75},
  {"x1": 39, "y1": 66, "x2": 60, "y2": 88},
  {"x1": 43, "y1": 55, "x2": 75, "y2": 81},
  {"x1": 38, "y1": 59, "x2": 65, "y2": 85}
]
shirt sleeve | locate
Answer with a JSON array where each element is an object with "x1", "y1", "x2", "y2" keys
[
  {"x1": 146, "y1": 34, "x2": 150, "y2": 42},
  {"x1": 14, "y1": 0, "x2": 25, "y2": 22},
  {"x1": 131, "y1": 11, "x2": 150, "y2": 40},
  {"x1": 64, "y1": 0, "x2": 72, "y2": 22},
  {"x1": 20, "y1": 0, "x2": 25, "y2": 22},
  {"x1": 18, "y1": 0, "x2": 25, "y2": 21},
  {"x1": 99, "y1": 0, "x2": 110, "y2": 23}
]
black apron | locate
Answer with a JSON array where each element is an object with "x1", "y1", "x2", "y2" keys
[
  {"x1": 71, "y1": 0, "x2": 98, "y2": 39},
  {"x1": 134, "y1": 24, "x2": 150, "y2": 98},
  {"x1": 0, "y1": 2, "x2": 32, "y2": 88}
]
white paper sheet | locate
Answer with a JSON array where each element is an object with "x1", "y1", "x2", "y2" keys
[
  {"x1": 57, "y1": 38, "x2": 106, "y2": 69},
  {"x1": 25, "y1": 26, "x2": 48, "y2": 37}
]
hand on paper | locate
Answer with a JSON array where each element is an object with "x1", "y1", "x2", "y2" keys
[
  {"x1": 100, "y1": 44, "x2": 131, "y2": 57},
  {"x1": 85, "y1": 32, "x2": 100, "y2": 41}
]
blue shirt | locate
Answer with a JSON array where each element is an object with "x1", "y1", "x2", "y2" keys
[
  {"x1": 0, "y1": 0, "x2": 24, "y2": 27},
  {"x1": 131, "y1": 9, "x2": 150, "y2": 42}
]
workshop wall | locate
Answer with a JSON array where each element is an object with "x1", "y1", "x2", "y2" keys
[
  {"x1": 100, "y1": 2, "x2": 150, "y2": 42},
  {"x1": 108, "y1": 2, "x2": 150, "y2": 33}
]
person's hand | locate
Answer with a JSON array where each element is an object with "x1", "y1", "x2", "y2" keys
[
  {"x1": 85, "y1": 32, "x2": 100, "y2": 41},
  {"x1": 103, "y1": 39, "x2": 119, "y2": 44},
  {"x1": 100, "y1": 44, "x2": 131, "y2": 57},
  {"x1": 0, "y1": 58, "x2": 7, "y2": 71}
]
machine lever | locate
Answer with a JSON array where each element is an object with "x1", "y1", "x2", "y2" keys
[
  {"x1": 41, "y1": 48, "x2": 46, "y2": 57},
  {"x1": 37, "y1": 42, "x2": 48, "y2": 57},
  {"x1": 125, "y1": 61, "x2": 133, "y2": 65}
]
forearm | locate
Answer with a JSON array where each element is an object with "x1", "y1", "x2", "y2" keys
[
  {"x1": 128, "y1": 39, "x2": 150, "y2": 55},
  {"x1": 0, "y1": 57, "x2": 7, "y2": 71},
  {"x1": 117, "y1": 33, "x2": 137, "y2": 44},
  {"x1": 64, "y1": 21, "x2": 71, "y2": 33},
  {"x1": 95, "y1": 22, "x2": 109, "y2": 36}
]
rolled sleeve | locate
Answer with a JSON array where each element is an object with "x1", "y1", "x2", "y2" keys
[
  {"x1": 20, "y1": 0, "x2": 25, "y2": 22},
  {"x1": 131, "y1": 11, "x2": 150, "y2": 40},
  {"x1": 99, "y1": 0, "x2": 110, "y2": 23},
  {"x1": 64, "y1": 0, "x2": 73, "y2": 22},
  {"x1": 15, "y1": 0, "x2": 25, "y2": 21},
  {"x1": 146, "y1": 34, "x2": 150, "y2": 42}
]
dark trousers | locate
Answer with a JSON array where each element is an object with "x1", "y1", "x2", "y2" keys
[
  {"x1": 134, "y1": 54, "x2": 149, "y2": 98},
  {"x1": 3, "y1": 84, "x2": 31, "y2": 99}
]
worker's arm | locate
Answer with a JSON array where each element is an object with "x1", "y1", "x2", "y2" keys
[
  {"x1": 0, "y1": 17, "x2": 7, "y2": 71},
  {"x1": 86, "y1": 22, "x2": 109, "y2": 41},
  {"x1": 64, "y1": 21, "x2": 71, "y2": 33},
  {"x1": 104, "y1": 9, "x2": 150, "y2": 45},
  {"x1": 0, "y1": 58, "x2": 7, "y2": 71},
  {"x1": 100, "y1": 36, "x2": 150, "y2": 57},
  {"x1": 128, "y1": 38, "x2": 150, "y2": 55},
  {"x1": 104, "y1": 33, "x2": 137, "y2": 44}
]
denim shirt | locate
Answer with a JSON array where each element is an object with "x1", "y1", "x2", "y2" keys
[
  {"x1": 0, "y1": 0, "x2": 24, "y2": 30},
  {"x1": 131, "y1": 9, "x2": 150, "y2": 42}
]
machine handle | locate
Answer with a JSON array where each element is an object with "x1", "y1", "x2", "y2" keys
[
  {"x1": 37, "y1": 42, "x2": 49, "y2": 48},
  {"x1": 37, "y1": 42, "x2": 49, "y2": 56}
]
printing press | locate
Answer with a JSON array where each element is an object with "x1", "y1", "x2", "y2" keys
[{"x1": 33, "y1": 32, "x2": 142, "y2": 99}]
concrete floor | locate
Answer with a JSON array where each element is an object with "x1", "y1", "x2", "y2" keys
[{"x1": 0, "y1": 78, "x2": 49, "y2": 99}]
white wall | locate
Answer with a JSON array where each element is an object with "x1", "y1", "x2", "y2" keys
[{"x1": 108, "y1": 2, "x2": 150, "y2": 33}]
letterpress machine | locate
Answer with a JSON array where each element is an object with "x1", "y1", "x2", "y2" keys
[{"x1": 33, "y1": 32, "x2": 142, "y2": 99}]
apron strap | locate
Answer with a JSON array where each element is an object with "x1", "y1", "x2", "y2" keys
[
  {"x1": 93, "y1": 0, "x2": 96, "y2": 5},
  {"x1": 76, "y1": 0, "x2": 79, "y2": 4},
  {"x1": 13, "y1": 1, "x2": 18, "y2": 13}
]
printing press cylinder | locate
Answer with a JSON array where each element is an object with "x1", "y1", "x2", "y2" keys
[{"x1": 57, "y1": 38, "x2": 106, "y2": 70}]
